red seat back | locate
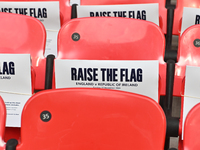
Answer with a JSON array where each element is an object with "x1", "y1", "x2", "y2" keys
[
  {"x1": 0, "y1": 96, "x2": 6, "y2": 150},
  {"x1": 16, "y1": 88, "x2": 166, "y2": 150},
  {"x1": 57, "y1": 17, "x2": 166, "y2": 95},
  {"x1": 79, "y1": 0, "x2": 167, "y2": 34},
  {"x1": 183, "y1": 103, "x2": 200, "y2": 150},
  {"x1": 173, "y1": 0, "x2": 200, "y2": 35},
  {"x1": 0, "y1": 12, "x2": 45, "y2": 142},
  {"x1": 175, "y1": 24, "x2": 200, "y2": 96},
  {"x1": 0, "y1": 12, "x2": 46, "y2": 90}
]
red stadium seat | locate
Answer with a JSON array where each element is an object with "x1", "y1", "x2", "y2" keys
[
  {"x1": 55, "y1": 17, "x2": 166, "y2": 96},
  {"x1": 0, "y1": 96, "x2": 6, "y2": 150},
  {"x1": 7, "y1": 88, "x2": 166, "y2": 150},
  {"x1": 44, "y1": 17, "x2": 174, "y2": 148},
  {"x1": 173, "y1": 0, "x2": 200, "y2": 35},
  {"x1": 183, "y1": 103, "x2": 200, "y2": 150},
  {"x1": 174, "y1": 24, "x2": 200, "y2": 149},
  {"x1": 0, "y1": 0, "x2": 72, "y2": 76},
  {"x1": 0, "y1": 12, "x2": 46, "y2": 90},
  {"x1": 175, "y1": 24, "x2": 200, "y2": 96},
  {"x1": 0, "y1": 12, "x2": 44, "y2": 142},
  {"x1": 76, "y1": 0, "x2": 168, "y2": 34},
  {"x1": 0, "y1": 0, "x2": 71, "y2": 26}
]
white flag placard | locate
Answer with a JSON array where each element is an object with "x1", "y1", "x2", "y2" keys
[
  {"x1": 0, "y1": 54, "x2": 32, "y2": 127},
  {"x1": 1, "y1": 93, "x2": 31, "y2": 127},
  {"x1": 55, "y1": 60, "x2": 159, "y2": 102},
  {"x1": 182, "y1": 65, "x2": 200, "y2": 139},
  {"x1": 181, "y1": 7, "x2": 200, "y2": 35},
  {"x1": 77, "y1": 3, "x2": 159, "y2": 26},
  {"x1": 0, "y1": 54, "x2": 32, "y2": 94},
  {"x1": 0, "y1": 2, "x2": 61, "y2": 57}
]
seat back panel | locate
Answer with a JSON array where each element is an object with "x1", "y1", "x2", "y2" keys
[{"x1": 18, "y1": 88, "x2": 166, "y2": 150}]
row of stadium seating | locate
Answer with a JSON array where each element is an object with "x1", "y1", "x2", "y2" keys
[{"x1": 0, "y1": 0, "x2": 200, "y2": 150}]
